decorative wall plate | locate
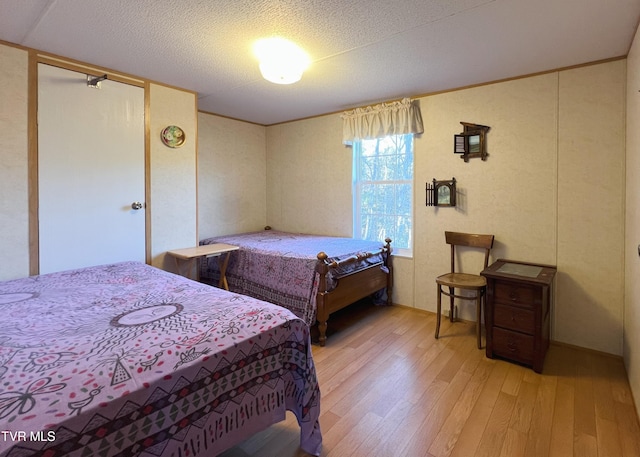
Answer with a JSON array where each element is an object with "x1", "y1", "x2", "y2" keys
[{"x1": 161, "y1": 125, "x2": 185, "y2": 148}]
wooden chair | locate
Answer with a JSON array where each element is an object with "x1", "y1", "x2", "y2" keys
[{"x1": 435, "y1": 231, "x2": 494, "y2": 349}]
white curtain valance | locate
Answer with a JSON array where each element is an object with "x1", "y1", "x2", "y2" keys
[{"x1": 341, "y1": 97, "x2": 424, "y2": 144}]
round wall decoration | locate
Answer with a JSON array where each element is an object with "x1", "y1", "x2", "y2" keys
[
  {"x1": 161, "y1": 125, "x2": 186, "y2": 148},
  {"x1": 110, "y1": 303, "x2": 183, "y2": 327}
]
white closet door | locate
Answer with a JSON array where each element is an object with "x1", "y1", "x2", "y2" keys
[{"x1": 38, "y1": 64, "x2": 145, "y2": 274}]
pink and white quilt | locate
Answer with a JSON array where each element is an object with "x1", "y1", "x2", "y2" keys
[
  {"x1": 200, "y1": 230, "x2": 388, "y2": 326},
  {"x1": 0, "y1": 261, "x2": 322, "y2": 457}
]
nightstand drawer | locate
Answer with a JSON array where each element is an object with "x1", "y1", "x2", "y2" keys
[
  {"x1": 492, "y1": 327, "x2": 534, "y2": 364},
  {"x1": 494, "y1": 303, "x2": 535, "y2": 334},
  {"x1": 494, "y1": 282, "x2": 536, "y2": 308}
]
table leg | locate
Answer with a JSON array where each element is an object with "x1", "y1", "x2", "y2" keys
[{"x1": 218, "y1": 251, "x2": 232, "y2": 290}]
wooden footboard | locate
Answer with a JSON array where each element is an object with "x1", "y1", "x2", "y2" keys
[{"x1": 315, "y1": 238, "x2": 393, "y2": 346}]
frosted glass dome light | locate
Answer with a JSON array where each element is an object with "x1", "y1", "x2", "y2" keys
[{"x1": 254, "y1": 38, "x2": 310, "y2": 85}]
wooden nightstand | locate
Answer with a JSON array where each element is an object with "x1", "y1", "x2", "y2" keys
[
  {"x1": 481, "y1": 259, "x2": 556, "y2": 373},
  {"x1": 167, "y1": 244, "x2": 239, "y2": 290}
]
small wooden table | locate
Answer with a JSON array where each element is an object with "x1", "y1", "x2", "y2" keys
[{"x1": 167, "y1": 244, "x2": 239, "y2": 290}]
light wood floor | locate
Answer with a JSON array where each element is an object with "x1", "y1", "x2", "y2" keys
[{"x1": 220, "y1": 302, "x2": 640, "y2": 457}]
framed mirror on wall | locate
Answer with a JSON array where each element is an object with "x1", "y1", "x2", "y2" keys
[
  {"x1": 454, "y1": 122, "x2": 490, "y2": 162},
  {"x1": 426, "y1": 178, "x2": 456, "y2": 207}
]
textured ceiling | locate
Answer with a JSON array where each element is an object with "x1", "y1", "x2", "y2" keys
[{"x1": 1, "y1": 0, "x2": 639, "y2": 125}]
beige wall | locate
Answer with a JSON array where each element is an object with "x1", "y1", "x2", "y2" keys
[
  {"x1": 0, "y1": 43, "x2": 198, "y2": 280},
  {"x1": 197, "y1": 113, "x2": 267, "y2": 238},
  {"x1": 625, "y1": 25, "x2": 640, "y2": 420},
  {"x1": 264, "y1": 60, "x2": 627, "y2": 357},
  {"x1": 266, "y1": 115, "x2": 353, "y2": 236},
  {"x1": 557, "y1": 62, "x2": 626, "y2": 355},
  {"x1": 414, "y1": 74, "x2": 559, "y2": 323},
  {"x1": 0, "y1": 45, "x2": 29, "y2": 280},
  {"x1": 149, "y1": 84, "x2": 198, "y2": 271}
]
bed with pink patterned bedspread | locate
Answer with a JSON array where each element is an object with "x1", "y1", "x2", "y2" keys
[
  {"x1": 0, "y1": 261, "x2": 321, "y2": 457},
  {"x1": 200, "y1": 230, "x2": 389, "y2": 326}
]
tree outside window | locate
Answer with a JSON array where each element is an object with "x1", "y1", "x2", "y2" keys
[{"x1": 353, "y1": 133, "x2": 413, "y2": 256}]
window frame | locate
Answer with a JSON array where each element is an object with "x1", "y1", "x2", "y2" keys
[{"x1": 352, "y1": 133, "x2": 414, "y2": 258}]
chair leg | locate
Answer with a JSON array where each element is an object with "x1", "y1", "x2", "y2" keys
[
  {"x1": 448, "y1": 287, "x2": 455, "y2": 322},
  {"x1": 435, "y1": 285, "x2": 442, "y2": 339},
  {"x1": 476, "y1": 293, "x2": 482, "y2": 349}
]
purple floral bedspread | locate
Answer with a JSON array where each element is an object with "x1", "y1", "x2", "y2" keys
[
  {"x1": 0, "y1": 262, "x2": 321, "y2": 457},
  {"x1": 200, "y1": 231, "x2": 387, "y2": 325}
]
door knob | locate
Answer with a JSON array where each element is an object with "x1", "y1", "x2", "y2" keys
[{"x1": 131, "y1": 202, "x2": 144, "y2": 210}]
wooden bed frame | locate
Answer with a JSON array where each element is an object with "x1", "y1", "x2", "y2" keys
[{"x1": 315, "y1": 237, "x2": 393, "y2": 346}]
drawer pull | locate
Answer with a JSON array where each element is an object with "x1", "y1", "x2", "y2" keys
[
  {"x1": 510, "y1": 293, "x2": 518, "y2": 301},
  {"x1": 507, "y1": 342, "x2": 518, "y2": 352}
]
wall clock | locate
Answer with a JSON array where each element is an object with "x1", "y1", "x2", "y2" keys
[{"x1": 161, "y1": 125, "x2": 185, "y2": 148}]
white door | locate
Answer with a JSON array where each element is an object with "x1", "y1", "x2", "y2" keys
[{"x1": 38, "y1": 63, "x2": 145, "y2": 274}]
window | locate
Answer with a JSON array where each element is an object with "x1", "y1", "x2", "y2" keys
[{"x1": 353, "y1": 133, "x2": 413, "y2": 256}]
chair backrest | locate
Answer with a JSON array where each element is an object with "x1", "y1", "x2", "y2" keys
[{"x1": 444, "y1": 231, "x2": 495, "y2": 274}]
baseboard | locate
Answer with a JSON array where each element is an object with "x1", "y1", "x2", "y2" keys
[{"x1": 549, "y1": 339, "x2": 623, "y2": 360}]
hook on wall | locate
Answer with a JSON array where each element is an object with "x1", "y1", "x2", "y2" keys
[{"x1": 87, "y1": 74, "x2": 108, "y2": 89}]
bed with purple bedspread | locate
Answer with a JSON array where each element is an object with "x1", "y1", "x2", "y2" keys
[
  {"x1": 200, "y1": 230, "x2": 389, "y2": 326},
  {"x1": 0, "y1": 261, "x2": 322, "y2": 457}
]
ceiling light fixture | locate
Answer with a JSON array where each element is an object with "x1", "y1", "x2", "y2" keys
[{"x1": 254, "y1": 37, "x2": 310, "y2": 85}]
